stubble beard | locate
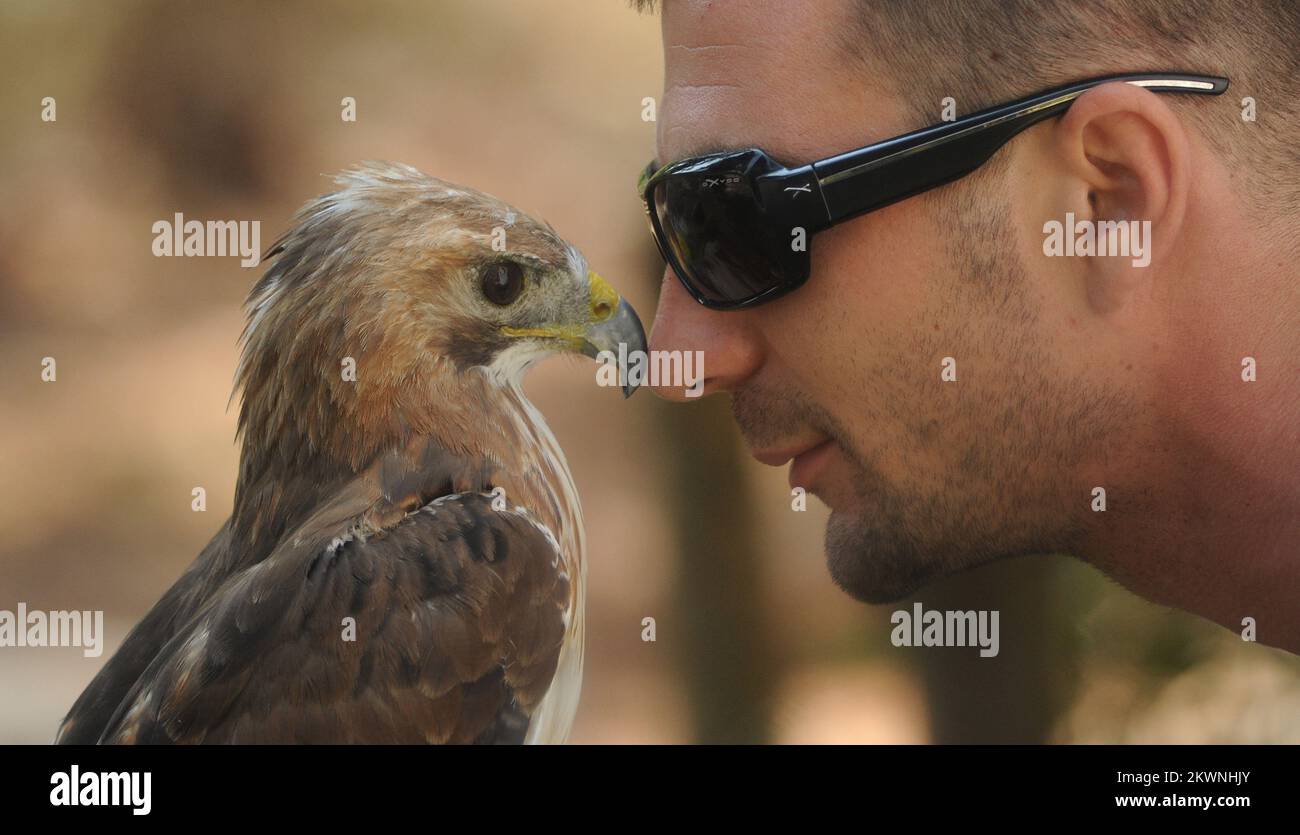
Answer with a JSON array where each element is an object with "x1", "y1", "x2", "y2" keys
[{"x1": 731, "y1": 178, "x2": 1121, "y2": 603}]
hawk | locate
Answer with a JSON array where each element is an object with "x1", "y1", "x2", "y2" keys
[{"x1": 56, "y1": 162, "x2": 646, "y2": 744}]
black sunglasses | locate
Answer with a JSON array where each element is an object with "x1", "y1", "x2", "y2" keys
[{"x1": 639, "y1": 72, "x2": 1228, "y2": 310}]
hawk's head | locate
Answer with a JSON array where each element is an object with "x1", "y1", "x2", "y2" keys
[{"x1": 234, "y1": 162, "x2": 646, "y2": 479}]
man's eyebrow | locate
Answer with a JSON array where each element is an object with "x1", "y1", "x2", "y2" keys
[
  {"x1": 654, "y1": 145, "x2": 726, "y2": 169},
  {"x1": 655, "y1": 144, "x2": 803, "y2": 170}
]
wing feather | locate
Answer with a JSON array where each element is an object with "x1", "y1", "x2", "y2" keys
[{"x1": 92, "y1": 492, "x2": 568, "y2": 744}]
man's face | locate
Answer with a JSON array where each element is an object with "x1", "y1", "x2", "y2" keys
[{"x1": 650, "y1": 0, "x2": 1133, "y2": 602}]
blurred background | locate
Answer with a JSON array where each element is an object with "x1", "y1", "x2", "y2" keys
[{"x1": 2, "y1": 0, "x2": 1297, "y2": 744}]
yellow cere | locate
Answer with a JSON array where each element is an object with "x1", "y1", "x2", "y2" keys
[
  {"x1": 502, "y1": 270, "x2": 620, "y2": 345},
  {"x1": 587, "y1": 271, "x2": 619, "y2": 323}
]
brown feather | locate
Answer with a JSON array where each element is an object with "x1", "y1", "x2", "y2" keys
[{"x1": 57, "y1": 163, "x2": 590, "y2": 745}]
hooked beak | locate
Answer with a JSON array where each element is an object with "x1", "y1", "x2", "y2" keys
[{"x1": 580, "y1": 272, "x2": 647, "y2": 398}]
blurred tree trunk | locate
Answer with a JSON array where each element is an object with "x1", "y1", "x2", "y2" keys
[
  {"x1": 913, "y1": 554, "x2": 1079, "y2": 743},
  {"x1": 631, "y1": 237, "x2": 777, "y2": 743},
  {"x1": 653, "y1": 388, "x2": 778, "y2": 744}
]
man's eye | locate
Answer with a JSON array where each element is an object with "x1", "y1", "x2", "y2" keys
[{"x1": 481, "y1": 261, "x2": 524, "y2": 306}]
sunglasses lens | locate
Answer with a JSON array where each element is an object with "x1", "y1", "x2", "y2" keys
[{"x1": 653, "y1": 173, "x2": 804, "y2": 306}]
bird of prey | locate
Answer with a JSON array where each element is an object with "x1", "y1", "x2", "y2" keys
[{"x1": 56, "y1": 162, "x2": 646, "y2": 744}]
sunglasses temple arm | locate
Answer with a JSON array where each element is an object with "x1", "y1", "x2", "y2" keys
[
  {"x1": 808, "y1": 73, "x2": 1227, "y2": 224},
  {"x1": 813, "y1": 111, "x2": 1059, "y2": 222}
]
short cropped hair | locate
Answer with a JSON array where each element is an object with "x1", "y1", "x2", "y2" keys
[{"x1": 636, "y1": 0, "x2": 1300, "y2": 219}]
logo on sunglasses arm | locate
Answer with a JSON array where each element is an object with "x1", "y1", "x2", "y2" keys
[{"x1": 783, "y1": 183, "x2": 812, "y2": 198}]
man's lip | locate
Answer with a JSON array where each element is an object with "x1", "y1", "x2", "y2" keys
[
  {"x1": 788, "y1": 439, "x2": 836, "y2": 489},
  {"x1": 751, "y1": 438, "x2": 831, "y2": 468}
]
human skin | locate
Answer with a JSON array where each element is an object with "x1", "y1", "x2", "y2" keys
[{"x1": 646, "y1": 0, "x2": 1300, "y2": 652}]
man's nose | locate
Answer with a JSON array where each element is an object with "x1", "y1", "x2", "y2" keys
[{"x1": 647, "y1": 269, "x2": 763, "y2": 402}]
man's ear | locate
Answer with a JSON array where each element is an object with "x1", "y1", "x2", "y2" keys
[{"x1": 1051, "y1": 81, "x2": 1191, "y2": 314}]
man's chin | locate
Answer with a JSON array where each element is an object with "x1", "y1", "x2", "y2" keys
[{"x1": 823, "y1": 508, "x2": 934, "y2": 604}]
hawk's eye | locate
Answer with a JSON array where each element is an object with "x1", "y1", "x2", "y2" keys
[{"x1": 481, "y1": 261, "x2": 525, "y2": 306}]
